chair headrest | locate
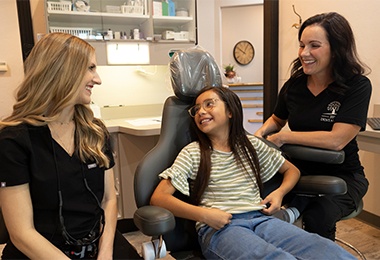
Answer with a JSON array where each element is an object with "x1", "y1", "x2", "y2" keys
[{"x1": 169, "y1": 46, "x2": 223, "y2": 101}]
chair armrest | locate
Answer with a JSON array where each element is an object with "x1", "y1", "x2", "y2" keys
[
  {"x1": 281, "y1": 144, "x2": 345, "y2": 164},
  {"x1": 293, "y1": 175, "x2": 347, "y2": 196},
  {"x1": 133, "y1": 206, "x2": 175, "y2": 237}
]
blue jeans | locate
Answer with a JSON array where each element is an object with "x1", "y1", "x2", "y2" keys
[{"x1": 197, "y1": 211, "x2": 356, "y2": 260}]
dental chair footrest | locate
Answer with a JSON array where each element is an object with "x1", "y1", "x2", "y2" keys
[
  {"x1": 134, "y1": 206, "x2": 175, "y2": 236},
  {"x1": 293, "y1": 175, "x2": 347, "y2": 196}
]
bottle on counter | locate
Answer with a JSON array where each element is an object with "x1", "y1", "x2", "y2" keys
[
  {"x1": 133, "y1": 28, "x2": 140, "y2": 40},
  {"x1": 107, "y1": 29, "x2": 113, "y2": 39}
]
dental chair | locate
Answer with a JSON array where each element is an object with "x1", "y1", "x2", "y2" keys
[{"x1": 133, "y1": 47, "x2": 363, "y2": 260}]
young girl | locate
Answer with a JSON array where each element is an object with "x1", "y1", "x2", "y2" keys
[{"x1": 150, "y1": 86, "x2": 355, "y2": 259}]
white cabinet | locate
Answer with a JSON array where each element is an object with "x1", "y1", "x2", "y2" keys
[{"x1": 45, "y1": 0, "x2": 197, "y2": 65}]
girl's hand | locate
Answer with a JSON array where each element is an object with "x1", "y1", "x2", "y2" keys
[
  {"x1": 202, "y1": 208, "x2": 232, "y2": 230},
  {"x1": 260, "y1": 190, "x2": 284, "y2": 215}
]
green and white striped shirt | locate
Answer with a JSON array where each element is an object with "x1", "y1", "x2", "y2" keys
[{"x1": 159, "y1": 135, "x2": 285, "y2": 229}]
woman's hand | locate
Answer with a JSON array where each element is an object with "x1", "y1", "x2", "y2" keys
[{"x1": 266, "y1": 132, "x2": 285, "y2": 148}]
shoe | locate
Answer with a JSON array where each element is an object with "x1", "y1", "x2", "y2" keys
[{"x1": 273, "y1": 208, "x2": 291, "y2": 222}]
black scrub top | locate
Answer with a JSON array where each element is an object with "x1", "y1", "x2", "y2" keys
[
  {"x1": 274, "y1": 74, "x2": 371, "y2": 205},
  {"x1": 0, "y1": 123, "x2": 114, "y2": 256}
]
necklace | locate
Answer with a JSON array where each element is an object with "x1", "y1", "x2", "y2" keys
[
  {"x1": 52, "y1": 119, "x2": 74, "y2": 126},
  {"x1": 49, "y1": 121, "x2": 75, "y2": 155}
]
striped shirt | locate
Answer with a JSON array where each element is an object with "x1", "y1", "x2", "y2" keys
[{"x1": 159, "y1": 135, "x2": 285, "y2": 229}]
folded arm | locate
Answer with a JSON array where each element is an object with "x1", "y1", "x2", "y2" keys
[{"x1": 255, "y1": 114, "x2": 360, "y2": 150}]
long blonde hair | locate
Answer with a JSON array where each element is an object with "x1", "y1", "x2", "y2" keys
[{"x1": 0, "y1": 33, "x2": 110, "y2": 168}]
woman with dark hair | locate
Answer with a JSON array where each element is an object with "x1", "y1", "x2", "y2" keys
[
  {"x1": 0, "y1": 33, "x2": 141, "y2": 259},
  {"x1": 255, "y1": 12, "x2": 371, "y2": 240},
  {"x1": 151, "y1": 86, "x2": 355, "y2": 259}
]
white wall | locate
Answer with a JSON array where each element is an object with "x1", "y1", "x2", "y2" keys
[
  {"x1": 91, "y1": 65, "x2": 173, "y2": 107},
  {"x1": 0, "y1": 0, "x2": 24, "y2": 120},
  {"x1": 221, "y1": 5, "x2": 263, "y2": 82},
  {"x1": 279, "y1": 0, "x2": 380, "y2": 218},
  {"x1": 198, "y1": 0, "x2": 263, "y2": 83}
]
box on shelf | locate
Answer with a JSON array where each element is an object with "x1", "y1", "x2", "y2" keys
[
  {"x1": 162, "y1": 30, "x2": 189, "y2": 40},
  {"x1": 121, "y1": 5, "x2": 144, "y2": 15},
  {"x1": 153, "y1": 1, "x2": 162, "y2": 16},
  {"x1": 168, "y1": 0, "x2": 175, "y2": 16},
  {"x1": 106, "y1": 5, "x2": 121, "y2": 13},
  {"x1": 162, "y1": 1, "x2": 168, "y2": 16},
  {"x1": 47, "y1": 1, "x2": 72, "y2": 12}
]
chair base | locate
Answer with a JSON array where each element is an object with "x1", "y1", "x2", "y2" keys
[{"x1": 335, "y1": 237, "x2": 366, "y2": 260}]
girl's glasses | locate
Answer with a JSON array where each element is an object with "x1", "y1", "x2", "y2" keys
[{"x1": 188, "y1": 98, "x2": 220, "y2": 117}]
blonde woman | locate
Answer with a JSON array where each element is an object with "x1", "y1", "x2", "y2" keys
[{"x1": 0, "y1": 33, "x2": 140, "y2": 259}]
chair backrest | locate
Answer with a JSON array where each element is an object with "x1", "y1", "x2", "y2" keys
[{"x1": 134, "y1": 46, "x2": 222, "y2": 252}]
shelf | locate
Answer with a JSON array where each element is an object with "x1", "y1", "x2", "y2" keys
[
  {"x1": 48, "y1": 10, "x2": 149, "y2": 25},
  {"x1": 153, "y1": 15, "x2": 193, "y2": 26},
  {"x1": 243, "y1": 104, "x2": 263, "y2": 109},
  {"x1": 248, "y1": 119, "x2": 263, "y2": 123},
  {"x1": 45, "y1": 0, "x2": 197, "y2": 65}
]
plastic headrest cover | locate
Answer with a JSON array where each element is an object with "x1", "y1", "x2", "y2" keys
[{"x1": 170, "y1": 46, "x2": 223, "y2": 101}]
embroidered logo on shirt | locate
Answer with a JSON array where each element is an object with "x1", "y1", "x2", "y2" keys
[
  {"x1": 320, "y1": 101, "x2": 341, "y2": 123},
  {"x1": 87, "y1": 163, "x2": 97, "y2": 169}
]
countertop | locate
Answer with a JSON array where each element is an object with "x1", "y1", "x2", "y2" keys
[
  {"x1": 104, "y1": 117, "x2": 161, "y2": 136},
  {"x1": 99, "y1": 104, "x2": 163, "y2": 136}
]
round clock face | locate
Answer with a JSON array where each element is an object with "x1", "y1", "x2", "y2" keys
[{"x1": 233, "y1": 40, "x2": 255, "y2": 65}]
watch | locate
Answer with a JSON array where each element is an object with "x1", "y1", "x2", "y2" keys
[{"x1": 233, "y1": 40, "x2": 255, "y2": 65}]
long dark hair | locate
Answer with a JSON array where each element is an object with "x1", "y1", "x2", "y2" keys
[
  {"x1": 189, "y1": 86, "x2": 262, "y2": 205},
  {"x1": 290, "y1": 12, "x2": 370, "y2": 94}
]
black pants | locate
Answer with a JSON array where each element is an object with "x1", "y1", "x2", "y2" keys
[
  {"x1": 289, "y1": 194, "x2": 356, "y2": 241},
  {"x1": 113, "y1": 230, "x2": 142, "y2": 259},
  {"x1": 2, "y1": 230, "x2": 142, "y2": 259},
  {"x1": 287, "y1": 173, "x2": 368, "y2": 241}
]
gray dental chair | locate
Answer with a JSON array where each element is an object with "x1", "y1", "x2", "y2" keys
[{"x1": 132, "y1": 47, "x2": 362, "y2": 259}]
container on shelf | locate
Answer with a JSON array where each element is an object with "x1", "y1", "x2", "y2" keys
[
  {"x1": 47, "y1": 1, "x2": 72, "y2": 12},
  {"x1": 50, "y1": 26, "x2": 92, "y2": 38},
  {"x1": 176, "y1": 7, "x2": 188, "y2": 17}
]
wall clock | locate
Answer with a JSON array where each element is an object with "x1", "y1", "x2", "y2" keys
[{"x1": 233, "y1": 40, "x2": 255, "y2": 65}]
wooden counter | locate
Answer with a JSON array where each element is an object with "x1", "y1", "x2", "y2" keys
[{"x1": 100, "y1": 104, "x2": 163, "y2": 219}]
